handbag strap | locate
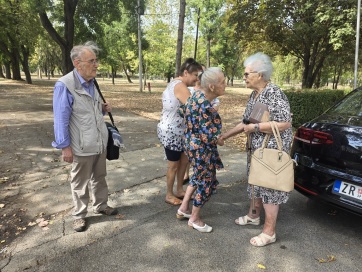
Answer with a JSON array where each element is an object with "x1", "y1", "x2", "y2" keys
[
  {"x1": 258, "y1": 121, "x2": 283, "y2": 150},
  {"x1": 269, "y1": 121, "x2": 283, "y2": 151},
  {"x1": 93, "y1": 79, "x2": 116, "y2": 127}
]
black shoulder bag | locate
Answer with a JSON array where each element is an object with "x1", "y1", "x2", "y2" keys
[{"x1": 94, "y1": 79, "x2": 123, "y2": 160}]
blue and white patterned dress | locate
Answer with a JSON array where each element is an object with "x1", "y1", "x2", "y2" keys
[
  {"x1": 244, "y1": 83, "x2": 293, "y2": 204},
  {"x1": 157, "y1": 80, "x2": 186, "y2": 151}
]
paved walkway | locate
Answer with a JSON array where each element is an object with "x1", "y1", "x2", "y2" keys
[{"x1": 0, "y1": 82, "x2": 361, "y2": 272}]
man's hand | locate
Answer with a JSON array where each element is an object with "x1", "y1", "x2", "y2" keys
[
  {"x1": 102, "y1": 102, "x2": 112, "y2": 113},
  {"x1": 62, "y1": 146, "x2": 73, "y2": 163}
]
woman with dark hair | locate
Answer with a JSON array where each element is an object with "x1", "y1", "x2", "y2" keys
[{"x1": 157, "y1": 58, "x2": 202, "y2": 206}]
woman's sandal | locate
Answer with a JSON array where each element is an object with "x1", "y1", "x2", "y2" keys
[
  {"x1": 250, "y1": 232, "x2": 276, "y2": 247},
  {"x1": 235, "y1": 215, "x2": 260, "y2": 226},
  {"x1": 187, "y1": 220, "x2": 212, "y2": 233},
  {"x1": 176, "y1": 209, "x2": 191, "y2": 219}
]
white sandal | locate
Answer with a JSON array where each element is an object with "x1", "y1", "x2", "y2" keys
[
  {"x1": 235, "y1": 215, "x2": 260, "y2": 226},
  {"x1": 250, "y1": 232, "x2": 276, "y2": 247},
  {"x1": 188, "y1": 220, "x2": 212, "y2": 233},
  {"x1": 176, "y1": 209, "x2": 191, "y2": 219}
]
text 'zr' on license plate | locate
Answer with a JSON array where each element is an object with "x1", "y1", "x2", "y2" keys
[{"x1": 333, "y1": 180, "x2": 362, "y2": 202}]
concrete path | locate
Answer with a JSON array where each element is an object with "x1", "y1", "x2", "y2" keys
[{"x1": 0, "y1": 84, "x2": 361, "y2": 272}]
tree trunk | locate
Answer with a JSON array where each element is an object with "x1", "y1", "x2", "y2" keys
[
  {"x1": 4, "y1": 61, "x2": 11, "y2": 79},
  {"x1": 333, "y1": 65, "x2": 342, "y2": 90},
  {"x1": 10, "y1": 49, "x2": 22, "y2": 80},
  {"x1": 315, "y1": 70, "x2": 321, "y2": 89},
  {"x1": 0, "y1": 64, "x2": 5, "y2": 78},
  {"x1": 206, "y1": 37, "x2": 211, "y2": 68},
  {"x1": 38, "y1": 0, "x2": 78, "y2": 74},
  {"x1": 0, "y1": 37, "x2": 22, "y2": 80},
  {"x1": 20, "y1": 45, "x2": 32, "y2": 84},
  {"x1": 301, "y1": 43, "x2": 332, "y2": 89},
  {"x1": 175, "y1": 0, "x2": 186, "y2": 76},
  {"x1": 121, "y1": 63, "x2": 133, "y2": 83},
  {"x1": 111, "y1": 66, "x2": 115, "y2": 85}
]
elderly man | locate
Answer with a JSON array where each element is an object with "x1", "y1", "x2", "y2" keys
[{"x1": 52, "y1": 41, "x2": 117, "y2": 232}]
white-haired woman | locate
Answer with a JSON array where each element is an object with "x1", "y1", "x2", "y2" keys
[
  {"x1": 177, "y1": 67, "x2": 226, "y2": 233},
  {"x1": 220, "y1": 53, "x2": 293, "y2": 246}
]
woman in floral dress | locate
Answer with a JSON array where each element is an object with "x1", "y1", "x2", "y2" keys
[
  {"x1": 220, "y1": 53, "x2": 292, "y2": 246},
  {"x1": 177, "y1": 67, "x2": 226, "y2": 233}
]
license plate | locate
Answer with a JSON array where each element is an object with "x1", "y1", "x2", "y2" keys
[{"x1": 333, "y1": 180, "x2": 362, "y2": 202}]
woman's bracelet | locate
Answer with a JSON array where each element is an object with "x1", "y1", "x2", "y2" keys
[{"x1": 254, "y1": 123, "x2": 259, "y2": 133}]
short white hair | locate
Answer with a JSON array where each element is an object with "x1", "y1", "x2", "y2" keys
[
  {"x1": 70, "y1": 41, "x2": 100, "y2": 61},
  {"x1": 200, "y1": 67, "x2": 224, "y2": 89},
  {"x1": 244, "y1": 52, "x2": 273, "y2": 81}
]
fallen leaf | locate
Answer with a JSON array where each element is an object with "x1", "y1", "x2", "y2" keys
[
  {"x1": 38, "y1": 220, "x2": 49, "y2": 227},
  {"x1": 0, "y1": 240, "x2": 5, "y2": 244},
  {"x1": 0, "y1": 177, "x2": 9, "y2": 184},
  {"x1": 328, "y1": 209, "x2": 337, "y2": 215},
  {"x1": 316, "y1": 255, "x2": 336, "y2": 263},
  {"x1": 36, "y1": 218, "x2": 44, "y2": 223},
  {"x1": 257, "y1": 264, "x2": 266, "y2": 269},
  {"x1": 115, "y1": 214, "x2": 125, "y2": 219}
]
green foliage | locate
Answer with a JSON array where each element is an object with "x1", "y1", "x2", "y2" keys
[
  {"x1": 285, "y1": 89, "x2": 346, "y2": 128},
  {"x1": 102, "y1": 0, "x2": 140, "y2": 76},
  {"x1": 143, "y1": 0, "x2": 179, "y2": 79},
  {"x1": 226, "y1": 0, "x2": 357, "y2": 88},
  {"x1": 272, "y1": 55, "x2": 302, "y2": 87},
  {"x1": 31, "y1": 32, "x2": 62, "y2": 75},
  {"x1": 0, "y1": 0, "x2": 42, "y2": 79}
]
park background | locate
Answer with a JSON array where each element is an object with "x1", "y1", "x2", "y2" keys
[{"x1": 0, "y1": 0, "x2": 361, "y2": 91}]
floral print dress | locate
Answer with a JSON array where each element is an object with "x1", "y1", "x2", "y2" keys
[
  {"x1": 244, "y1": 83, "x2": 293, "y2": 204},
  {"x1": 183, "y1": 91, "x2": 224, "y2": 207}
]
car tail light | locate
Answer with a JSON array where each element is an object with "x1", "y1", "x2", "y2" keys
[{"x1": 294, "y1": 127, "x2": 333, "y2": 144}]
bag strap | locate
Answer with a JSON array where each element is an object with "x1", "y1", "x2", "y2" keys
[
  {"x1": 269, "y1": 121, "x2": 283, "y2": 151},
  {"x1": 258, "y1": 121, "x2": 282, "y2": 150},
  {"x1": 93, "y1": 79, "x2": 116, "y2": 127}
]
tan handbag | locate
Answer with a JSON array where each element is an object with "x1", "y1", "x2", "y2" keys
[{"x1": 248, "y1": 121, "x2": 295, "y2": 192}]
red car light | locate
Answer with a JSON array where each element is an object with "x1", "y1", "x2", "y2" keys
[{"x1": 294, "y1": 127, "x2": 334, "y2": 145}]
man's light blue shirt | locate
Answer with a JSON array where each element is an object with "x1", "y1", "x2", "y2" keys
[{"x1": 52, "y1": 69, "x2": 95, "y2": 149}]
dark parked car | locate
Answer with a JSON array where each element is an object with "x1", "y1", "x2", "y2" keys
[{"x1": 291, "y1": 87, "x2": 362, "y2": 215}]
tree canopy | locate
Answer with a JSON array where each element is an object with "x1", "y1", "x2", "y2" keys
[
  {"x1": 226, "y1": 0, "x2": 357, "y2": 88},
  {"x1": 0, "y1": 0, "x2": 360, "y2": 89}
]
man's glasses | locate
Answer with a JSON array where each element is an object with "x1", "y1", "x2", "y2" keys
[
  {"x1": 79, "y1": 59, "x2": 99, "y2": 65},
  {"x1": 243, "y1": 71, "x2": 258, "y2": 77}
]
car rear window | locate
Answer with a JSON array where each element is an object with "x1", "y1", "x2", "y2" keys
[{"x1": 327, "y1": 89, "x2": 362, "y2": 117}]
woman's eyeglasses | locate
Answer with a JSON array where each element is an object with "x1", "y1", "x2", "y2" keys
[{"x1": 243, "y1": 71, "x2": 258, "y2": 77}]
